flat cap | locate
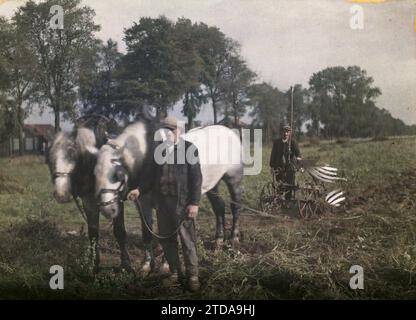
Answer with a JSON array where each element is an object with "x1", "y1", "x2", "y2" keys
[{"x1": 160, "y1": 116, "x2": 178, "y2": 130}]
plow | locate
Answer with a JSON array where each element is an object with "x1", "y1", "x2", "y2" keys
[{"x1": 259, "y1": 159, "x2": 347, "y2": 218}]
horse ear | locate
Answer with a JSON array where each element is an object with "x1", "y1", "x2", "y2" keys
[{"x1": 67, "y1": 143, "x2": 78, "y2": 158}]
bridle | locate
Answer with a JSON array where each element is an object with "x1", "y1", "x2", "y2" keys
[
  {"x1": 96, "y1": 144, "x2": 128, "y2": 208},
  {"x1": 96, "y1": 178, "x2": 126, "y2": 207},
  {"x1": 52, "y1": 172, "x2": 71, "y2": 181},
  {"x1": 96, "y1": 170, "x2": 126, "y2": 207}
]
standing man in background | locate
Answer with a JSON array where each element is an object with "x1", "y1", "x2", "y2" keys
[{"x1": 269, "y1": 125, "x2": 302, "y2": 200}]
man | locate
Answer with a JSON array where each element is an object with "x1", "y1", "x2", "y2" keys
[
  {"x1": 127, "y1": 116, "x2": 202, "y2": 292},
  {"x1": 269, "y1": 125, "x2": 302, "y2": 200}
]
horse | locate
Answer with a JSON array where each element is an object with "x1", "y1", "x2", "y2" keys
[
  {"x1": 46, "y1": 115, "x2": 133, "y2": 272},
  {"x1": 94, "y1": 119, "x2": 244, "y2": 270}
]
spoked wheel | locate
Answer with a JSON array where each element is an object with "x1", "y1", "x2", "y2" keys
[
  {"x1": 297, "y1": 184, "x2": 325, "y2": 218},
  {"x1": 259, "y1": 182, "x2": 283, "y2": 214}
]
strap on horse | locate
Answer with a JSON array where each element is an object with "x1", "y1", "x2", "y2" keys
[{"x1": 72, "y1": 195, "x2": 88, "y2": 223}]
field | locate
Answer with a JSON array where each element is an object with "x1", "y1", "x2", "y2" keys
[{"x1": 0, "y1": 136, "x2": 415, "y2": 299}]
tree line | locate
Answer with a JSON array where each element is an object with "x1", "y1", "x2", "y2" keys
[{"x1": 1, "y1": 0, "x2": 414, "y2": 150}]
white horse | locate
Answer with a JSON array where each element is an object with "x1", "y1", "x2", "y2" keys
[
  {"x1": 94, "y1": 120, "x2": 244, "y2": 254},
  {"x1": 46, "y1": 115, "x2": 132, "y2": 272}
]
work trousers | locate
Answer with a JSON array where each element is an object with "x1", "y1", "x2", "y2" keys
[
  {"x1": 275, "y1": 169, "x2": 296, "y2": 200},
  {"x1": 156, "y1": 195, "x2": 198, "y2": 277}
]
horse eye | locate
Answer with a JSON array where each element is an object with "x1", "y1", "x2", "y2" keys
[
  {"x1": 68, "y1": 148, "x2": 76, "y2": 159},
  {"x1": 114, "y1": 166, "x2": 125, "y2": 181}
]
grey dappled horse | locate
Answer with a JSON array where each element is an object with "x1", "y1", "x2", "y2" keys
[
  {"x1": 46, "y1": 115, "x2": 133, "y2": 272},
  {"x1": 94, "y1": 119, "x2": 244, "y2": 270}
]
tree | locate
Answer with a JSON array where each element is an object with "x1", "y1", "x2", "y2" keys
[
  {"x1": 222, "y1": 53, "x2": 256, "y2": 127},
  {"x1": 13, "y1": 0, "x2": 100, "y2": 132},
  {"x1": 196, "y1": 25, "x2": 233, "y2": 124},
  {"x1": 173, "y1": 18, "x2": 205, "y2": 128},
  {"x1": 308, "y1": 66, "x2": 381, "y2": 138},
  {"x1": 78, "y1": 39, "x2": 121, "y2": 116},
  {"x1": 0, "y1": 17, "x2": 36, "y2": 154},
  {"x1": 248, "y1": 82, "x2": 287, "y2": 143},
  {"x1": 117, "y1": 16, "x2": 189, "y2": 119}
]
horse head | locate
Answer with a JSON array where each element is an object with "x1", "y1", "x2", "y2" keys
[
  {"x1": 94, "y1": 142, "x2": 129, "y2": 219},
  {"x1": 47, "y1": 132, "x2": 78, "y2": 203},
  {"x1": 94, "y1": 122, "x2": 149, "y2": 219}
]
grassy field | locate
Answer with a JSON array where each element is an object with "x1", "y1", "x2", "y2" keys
[{"x1": 0, "y1": 136, "x2": 415, "y2": 299}]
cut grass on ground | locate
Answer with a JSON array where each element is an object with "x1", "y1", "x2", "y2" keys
[{"x1": 0, "y1": 136, "x2": 415, "y2": 299}]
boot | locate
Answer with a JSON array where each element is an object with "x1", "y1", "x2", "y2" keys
[
  {"x1": 159, "y1": 259, "x2": 170, "y2": 274},
  {"x1": 188, "y1": 275, "x2": 200, "y2": 292},
  {"x1": 162, "y1": 272, "x2": 180, "y2": 288}
]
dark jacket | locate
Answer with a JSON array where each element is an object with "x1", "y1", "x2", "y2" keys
[
  {"x1": 155, "y1": 140, "x2": 202, "y2": 212},
  {"x1": 270, "y1": 138, "x2": 301, "y2": 169}
]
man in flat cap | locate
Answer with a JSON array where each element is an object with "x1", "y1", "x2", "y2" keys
[
  {"x1": 269, "y1": 125, "x2": 302, "y2": 200},
  {"x1": 128, "y1": 116, "x2": 202, "y2": 291}
]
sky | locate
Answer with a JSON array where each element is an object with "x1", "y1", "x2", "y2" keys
[{"x1": 1, "y1": 0, "x2": 415, "y2": 129}]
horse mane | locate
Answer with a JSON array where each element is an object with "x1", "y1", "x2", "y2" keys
[
  {"x1": 75, "y1": 114, "x2": 120, "y2": 148},
  {"x1": 48, "y1": 131, "x2": 75, "y2": 164}
]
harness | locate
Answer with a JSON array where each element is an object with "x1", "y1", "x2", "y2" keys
[
  {"x1": 52, "y1": 172, "x2": 71, "y2": 181},
  {"x1": 51, "y1": 171, "x2": 89, "y2": 222},
  {"x1": 96, "y1": 158, "x2": 127, "y2": 208}
]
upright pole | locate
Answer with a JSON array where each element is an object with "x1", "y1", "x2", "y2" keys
[{"x1": 289, "y1": 86, "x2": 294, "y2": 156}]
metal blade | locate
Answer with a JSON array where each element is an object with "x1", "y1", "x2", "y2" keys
[
  {"x1": 325, "y1": 189, "x2": 343, "y2": 201},
  {"x1": 327, "y1": 190, "x2": 344, "y2": 201},
  {"x1": 308, "y1": 170, "x2": 336, "y2": 183},
  {"x1": 322, "y1": 165, "x2": 338, "y2": 172},
  {"x1": 329, "y1": 197, "x2": 346, "y2": 206},
  {"x1": 311, "y1": 168, "x2": 347, "y2": 182},
  {"x1": 309, "y1": 168, "x2": 340, "y2": 183},
  {"x1": 316, "y1": 167, "x2": 339, "y2": 177}
]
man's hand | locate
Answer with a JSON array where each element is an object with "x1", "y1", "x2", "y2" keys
[
  {"x1": 127, "y1": 188, "x2": 140, "y2": 201},
  {"x1": 186, "y1": 205, "x2": 199, "y2": 219}
]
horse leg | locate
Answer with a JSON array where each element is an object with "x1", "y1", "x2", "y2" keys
[
  {"x1": 82, "y1": 195, "x2": 100, "y2": 273},
  {"x1": 223, "y1": 170, "x2": 243, "y2": 246},
  {"x1": 113, "y1": 201, "x2": 133, "y2": 272},
  {"x1": 137, "y1": 194, "x2": 155, "y2": 274},
  {"x1": 207, "y1": 184, "x2": 226, "y2": 248}
]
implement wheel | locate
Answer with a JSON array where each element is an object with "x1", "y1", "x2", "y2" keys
[
  {"x1": 259, "y1": 182, "x2": 283, "y2": 214},
  {"x1": 297, "y1": 184, "x2": 325, "y2": 218}
]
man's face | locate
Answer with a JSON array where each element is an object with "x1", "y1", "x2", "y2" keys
[
  {"x1": 283, "y1": 130, "x2": 291, "y2": 140},
  {"x1": 166, "y1": 128, "x2": 180, "y2": 144}
]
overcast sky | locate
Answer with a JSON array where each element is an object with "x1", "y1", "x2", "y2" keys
[{"x1": 1, "y1": 0, "x2": 415, "y2": 129}]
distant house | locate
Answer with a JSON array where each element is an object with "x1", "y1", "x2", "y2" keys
[{"x1": 0, "y1": 124, "x2": 55, "y2": 157}]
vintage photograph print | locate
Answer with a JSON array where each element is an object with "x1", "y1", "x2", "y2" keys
[{"x1": 0, "y1": 0, "x2": 415, "y2": 301}]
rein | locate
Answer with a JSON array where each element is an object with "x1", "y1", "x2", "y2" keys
[
  {"x1": 96, "y1": 140, "x2": 186, "y2": 239},
  {"x1": 52, "y1": 172, "x2": 71, "y2": 181},
  {"x1": 96, "y1": 180, "x2": 126, "y2": 207},
  {"x1": 134, "y1": 199, "x2": 186, "y2": 240}
]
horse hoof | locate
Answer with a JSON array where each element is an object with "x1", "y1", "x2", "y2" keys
[
  {"x1": 231, "y1": 237, "x2": 240, "y2": 248},
  {"x1": 160, "y1": 261, "x2": 170, "y2": 274},
  {"x1": 141, "y1": 261, "x2": 152, "y2": 275},
  {"x1": 214, "y1": 238, "x2": 224, "y2": 250}
]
